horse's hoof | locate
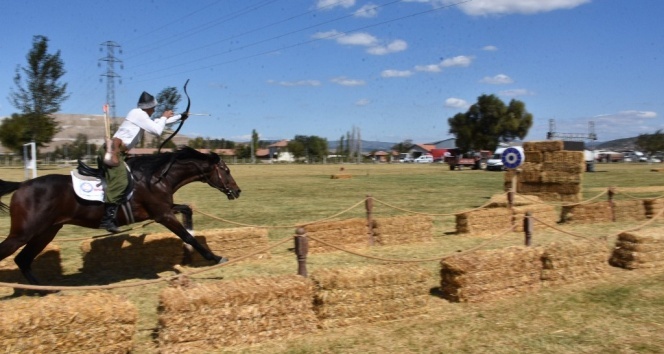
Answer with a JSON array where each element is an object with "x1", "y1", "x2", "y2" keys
[{"x1": 218, "y1": 256, "x2": 229, "y2": 264}]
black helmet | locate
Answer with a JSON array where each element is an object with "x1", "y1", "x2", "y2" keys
[{"x1": 137, "y1": 91, "x2": 157, "y2": 109}]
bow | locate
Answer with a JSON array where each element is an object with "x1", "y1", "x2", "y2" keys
[{"x1": 158, "y1": 79, "x2": 190, "y2": 153}]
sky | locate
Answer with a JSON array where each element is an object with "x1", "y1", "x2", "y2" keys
[{"x1": 1, "y1": 0, "x2": 663, "y2": 144}]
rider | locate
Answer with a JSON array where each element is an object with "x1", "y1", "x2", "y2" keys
[{"x1": 99, "y1": 91, "x2": 184, "y2": 233}]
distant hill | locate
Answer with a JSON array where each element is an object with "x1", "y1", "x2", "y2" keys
[{"x1": 593, "y1": 137, "x2": 638, "y2": 151}]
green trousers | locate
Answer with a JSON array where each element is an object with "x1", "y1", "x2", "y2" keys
[{"x1": 98, "y1": 147, "x2": 128, "y2": 204}]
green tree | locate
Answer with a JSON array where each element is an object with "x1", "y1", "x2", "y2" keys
[
  {"x1": 636, "y1": 130, "x2": 664, "y2": 157},
  {"x1": 291, "y1": 135, "x2": 328, "y2": 162},
  {"x1": 391, "y1": 139, "x2": 414, "y2": 153},
  {"x1": 447, "y1": 94, "x2": 532, "y2": 152},
  {"x1": 1, "y1": 35, "x2": 69, "y2": 151},
  {"x1": 287, "y1": 140, "x2": 306, "y2": 160}
]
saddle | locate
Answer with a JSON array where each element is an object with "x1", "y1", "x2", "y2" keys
[{"x1": 73, "y1": 158, "x2": 134, "y2": 203}]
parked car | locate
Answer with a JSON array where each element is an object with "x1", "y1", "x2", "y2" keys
[
  {"x1": 414, "y1": 155, "x2": 433, "y2": 163},
  {"x1": 400, "y1": 156, "x2": 414, "y2": 163},
  {"x1": 486, "y1": 146, "x2": 524, "y2": 171}
]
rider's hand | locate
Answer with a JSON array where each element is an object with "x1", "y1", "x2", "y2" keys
[{"x1": 163, "y1": 110, "x2": 174, "y2": 118}]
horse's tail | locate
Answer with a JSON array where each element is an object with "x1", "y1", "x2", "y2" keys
[{"x1": 0, "y1": 179, "x2": 21, "y2": 213}]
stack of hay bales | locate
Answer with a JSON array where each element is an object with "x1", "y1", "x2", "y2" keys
[
  {"x1": 505, "y1": 140, "x2": 585, "y2": 203},
  {"x1": 440, "y1": 246, "x2": 543, "y2": 302},
  {"x1": 643, "y1": 198, "x2": 664, "y2": 218},
  {"x1": 455, "y1": 194, "x2": 557, "y2": 235},
  {"x1": 0, "y1": 243, "x2": 62, "y2": 284},
  {"x1": 187, "y1": 227, "x2": 271, "y2": 265},
  {"x1": 541, "y1": 240, "x2": 610, "y2": 286},
  {"x1": 609, "y1": 229, "x2": 664, "y2": 269},
  {"x1": 372, "y1": 215, "x2": 434, "y2": 245},
  {"x1": 311, "y1": 264, "x2": 431, "y2": 328},
  {"x1": 157, "y1": 275, "x2": 317, "y2": 351},
  {"x1": 561, "y1": 200, "x2": 646, "y2": 224},
  {"x1": 0, "y1": 292, "x2": 137, "y2": 353},
  {"x1": 304, "y1": 218, "x2": 368, "y2": 253}
]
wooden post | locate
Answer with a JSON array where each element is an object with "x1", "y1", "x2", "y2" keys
[
  {"x1": 508, "y1": 173, "x2": 516, "y2": 226},
  {"x1": 366, "y1": 194, "x2": 375, "y2": 246},
  {"x1": 523, "y1": 211, "x2": 533, "y2": 246},
  {"x1": 294, "y1": 228, "x2": 309, "y2": 277},
  {"x1": 608, "y1": 187, "x2": 616, "y2": 222}
]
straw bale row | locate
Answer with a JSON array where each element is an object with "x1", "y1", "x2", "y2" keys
[
  {"x1": 157, "y1": 275, "x2": 318, "y2": 351},
  {"x1": 561, "y1": 200, "x2": 646, "y2": 224},
  {"x1": 441, "y1": 240, "x2": 612, "y2": 302},
  {"x1": 311, "y1": 264, "x2": 431, "y2": 328},
  {"x1": 0, "y1": 292, "x2": 137, "y2": 353},
  {"x1": 609, "y1": 229, "x2": 664, "y2": 269},
  {"x1": 187, "y1": 227, "x2": 271, "y2": 264},
  {"x1": 523, "y1": 140, "x2": 564, "y2": 152},
  {"x1": 0, "y1": 244, "x2": 62, "y2": 284},
  {"x1": 372, "y1": 215, "x2": 434, "y2": 245},
  {"x1": 455, "y1": 202, "x2": 556, "y2": 235}
]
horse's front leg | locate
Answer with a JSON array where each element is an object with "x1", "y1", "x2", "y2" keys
[
  {"x1": 157, "y1": 214, "x2": 227, "y2": 264},
  {"x1": 171, "y1": 204, "x2": 195, "y2": 264}
]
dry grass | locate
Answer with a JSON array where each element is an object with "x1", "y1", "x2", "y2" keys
[{"x1": 1, "y1": 162, "x2": 664, "y2": 352}]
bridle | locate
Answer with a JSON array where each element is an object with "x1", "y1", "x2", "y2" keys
[{"x1": 204, "y1": 161, "x2": 235, "y2": 198}]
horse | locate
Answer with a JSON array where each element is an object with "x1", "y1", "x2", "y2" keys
[{"x1": 0, "y1": 146, "x2": 241, "y2": 286}]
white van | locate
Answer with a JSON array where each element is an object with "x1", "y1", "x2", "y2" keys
[
  {"x1": 486, "y1": 146, "x2": 524, "y2": 171},
  {"x1": 414, "y1": 155, "x2": 433, "y2": 163}
]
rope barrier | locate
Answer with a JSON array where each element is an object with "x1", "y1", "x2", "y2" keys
[
  {"x1": 514, "y1": 189, "x2": 608, "y2": 207},
  {"x1": 191, "y1": 198, "x2": 367, "y2": 229},
  {"x1": 306, "y1": 224, "x2": 517, "y2": 263},
  {"x1": 0, "y1": 236, "x2": 292, "y2": 291},
  {"x1": 371, "y1": 193, "x2": 506, "y2": 216}
]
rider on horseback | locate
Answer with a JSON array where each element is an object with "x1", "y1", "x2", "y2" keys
[{"x1": 99, "y1": 91, "x2": 184, "y2": 233}]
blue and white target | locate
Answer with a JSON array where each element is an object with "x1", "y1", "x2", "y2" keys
[{"x1": 501, "y1": 147, "x2": 525, "y2": 169}]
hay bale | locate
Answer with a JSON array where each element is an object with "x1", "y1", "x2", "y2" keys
[
  {"x1": 0, "y1": 292, "x2": 137, "y2": 353},
  {"x1": 304, "y1": 218, "x2": 368, "y2": 253},
  {"x1": 540, "y1": 240, "x2": 610, "y2": 286},
  {"x1": 486, "y1": 193, "x2": 543, "y2": 208},
  {"x1": 609, "y1": 229, "x2": 664, "y2": 269},
  {"x1": 561, "y1": 200, "x2": 646, "y2": 224},
  {"x1": 523, "y1": 140, "x2": 564, "y2": 152},
  {"x1": 440, "y1": 246, "x2": 543, "y2": 302},
  {"x1": 311, "y1": 264, "x2": 431, "y2": 328},
  {"x1": 0, "y1": 244, "x2": 62, "y2": 284},
  {"x1": 643, "y1": 198, "x2": 664, "y2": 218},
  {"x1": 455, "y1": 208, "x2": 513, "y2": 235},
  {"x1": 187, "y1": 227, "x2": 271, "y2": 264},
  {"x1": 80, "y1": 233, "x2": 200, "y2": 278},
  {"x1": 157, "y1": 275, "x2": 317, "y2": 351},
  {"x1": 513, "y1": 204, "x2": 557, "y2": 232},
  {"x1": 372, "y1": 215, "x2": 434, "y2": 245}
]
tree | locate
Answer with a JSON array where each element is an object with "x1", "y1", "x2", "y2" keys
[
  {"x1": 636, "y1": 130, "x2": 664, "y2": 157},
  {"x1": 392, "y1": 139, "x2": 414, "y2": 153},
  {"x1": 291, "y1": 135, "x2": 328, "y2": 162},
  {"x1": 447, "y1": 94, "x2": 532, "y2": 152},
  {"x1": 2, "y1": 35, "x2": 69, "y2": 151}
]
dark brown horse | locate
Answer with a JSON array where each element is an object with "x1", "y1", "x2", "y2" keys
[{"x1": 0, "y1": 146, "x2": 241, "y2": 285}]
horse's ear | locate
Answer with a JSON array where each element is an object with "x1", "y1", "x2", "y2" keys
[{"x1": 210, "y1": 151, "x2": 221, "y2": 164}]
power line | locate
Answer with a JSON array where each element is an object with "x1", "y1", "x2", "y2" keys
[
  {"x1": 129, "y1": 0, "x2": 471, "y2": 84},
  {"x1": 99, "y1": 41, "x2": 123, "y2": 119}
]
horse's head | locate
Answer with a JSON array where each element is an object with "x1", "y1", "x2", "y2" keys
[{"x1": 205, "y1": 152, "x2": 241, "y2": 200}]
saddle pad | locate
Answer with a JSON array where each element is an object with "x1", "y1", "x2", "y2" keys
[{"x1": 71, "y1": 170, "x2": 104, "y2": 202}]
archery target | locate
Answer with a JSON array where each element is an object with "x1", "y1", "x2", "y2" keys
[{"x1": 501, "y1": 147, "x2": 525, "y2": 169}]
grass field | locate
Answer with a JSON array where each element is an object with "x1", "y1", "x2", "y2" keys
[{"x1": 1, "y1": 162, "x2": 664, "y2": 353}]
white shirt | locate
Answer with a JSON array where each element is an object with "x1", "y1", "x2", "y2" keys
[{"x1": 113, "y1": 108, "x2": 182, "y2": 149}]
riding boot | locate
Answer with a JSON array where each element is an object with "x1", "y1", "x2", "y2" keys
[{"x1": 99, "y1": 203, "x2": 121, "y2": 233}]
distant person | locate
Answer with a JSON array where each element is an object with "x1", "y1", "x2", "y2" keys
[{"x1": 99, "y1": 91, "x2": 184, "y2": 233}]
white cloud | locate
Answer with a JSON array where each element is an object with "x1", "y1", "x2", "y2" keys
[
  {"x1": 432, "y1": 0, "x2": 591, "y2": 16},
  {"x1": 444, "y1": 97, "x2": 468, "y2": 108},
  {"x1": 482, "y1": 45, "x2": 498, "y2": 51},
  {"x1": 366, "y1": 39, "x2": 408, "y2": 55},
  {"x1": 381, "y1": 69, "x2": 413, "y2": 78},
  {"x1": 441, "y1": 55, "x2": 473, "y2": 67},
  {"x1": 480, "y1": 74, "x2": 514, "y2": 84},
  {"x1": 317, "y1": 0, "x2": 355, "y2": 10},
  {"x1": 354, "y1": 3, "x2": 379, "y2": 18},
  {"x1": 499, "y1": 88, "x2": 534, "y2": 97},
  {"x1": 313, "y1": 30, "x2": 407, "y2": 55},
  {"x1": 331, "y1": 76, "x2": 366, "y2": 86},
  {"x1": 594, "y1": 110, "x2": 657, "y2": 124},
  {"x1": 590, "y1": 110, "x2": 661, "y2": 140},
  {"x1": 267, "y1": 79, "x2": 321, "y2": 87},
  {"x1": 415, "y1": 64, "x2": 442, "y2": 73},
  {"x1": 355, "y1": 98, "x2": 371, "y2": 106}
]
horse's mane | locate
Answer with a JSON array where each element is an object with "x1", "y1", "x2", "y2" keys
[{"x1": 126, "y1": 146, "x2": 220, "y2": 181}]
